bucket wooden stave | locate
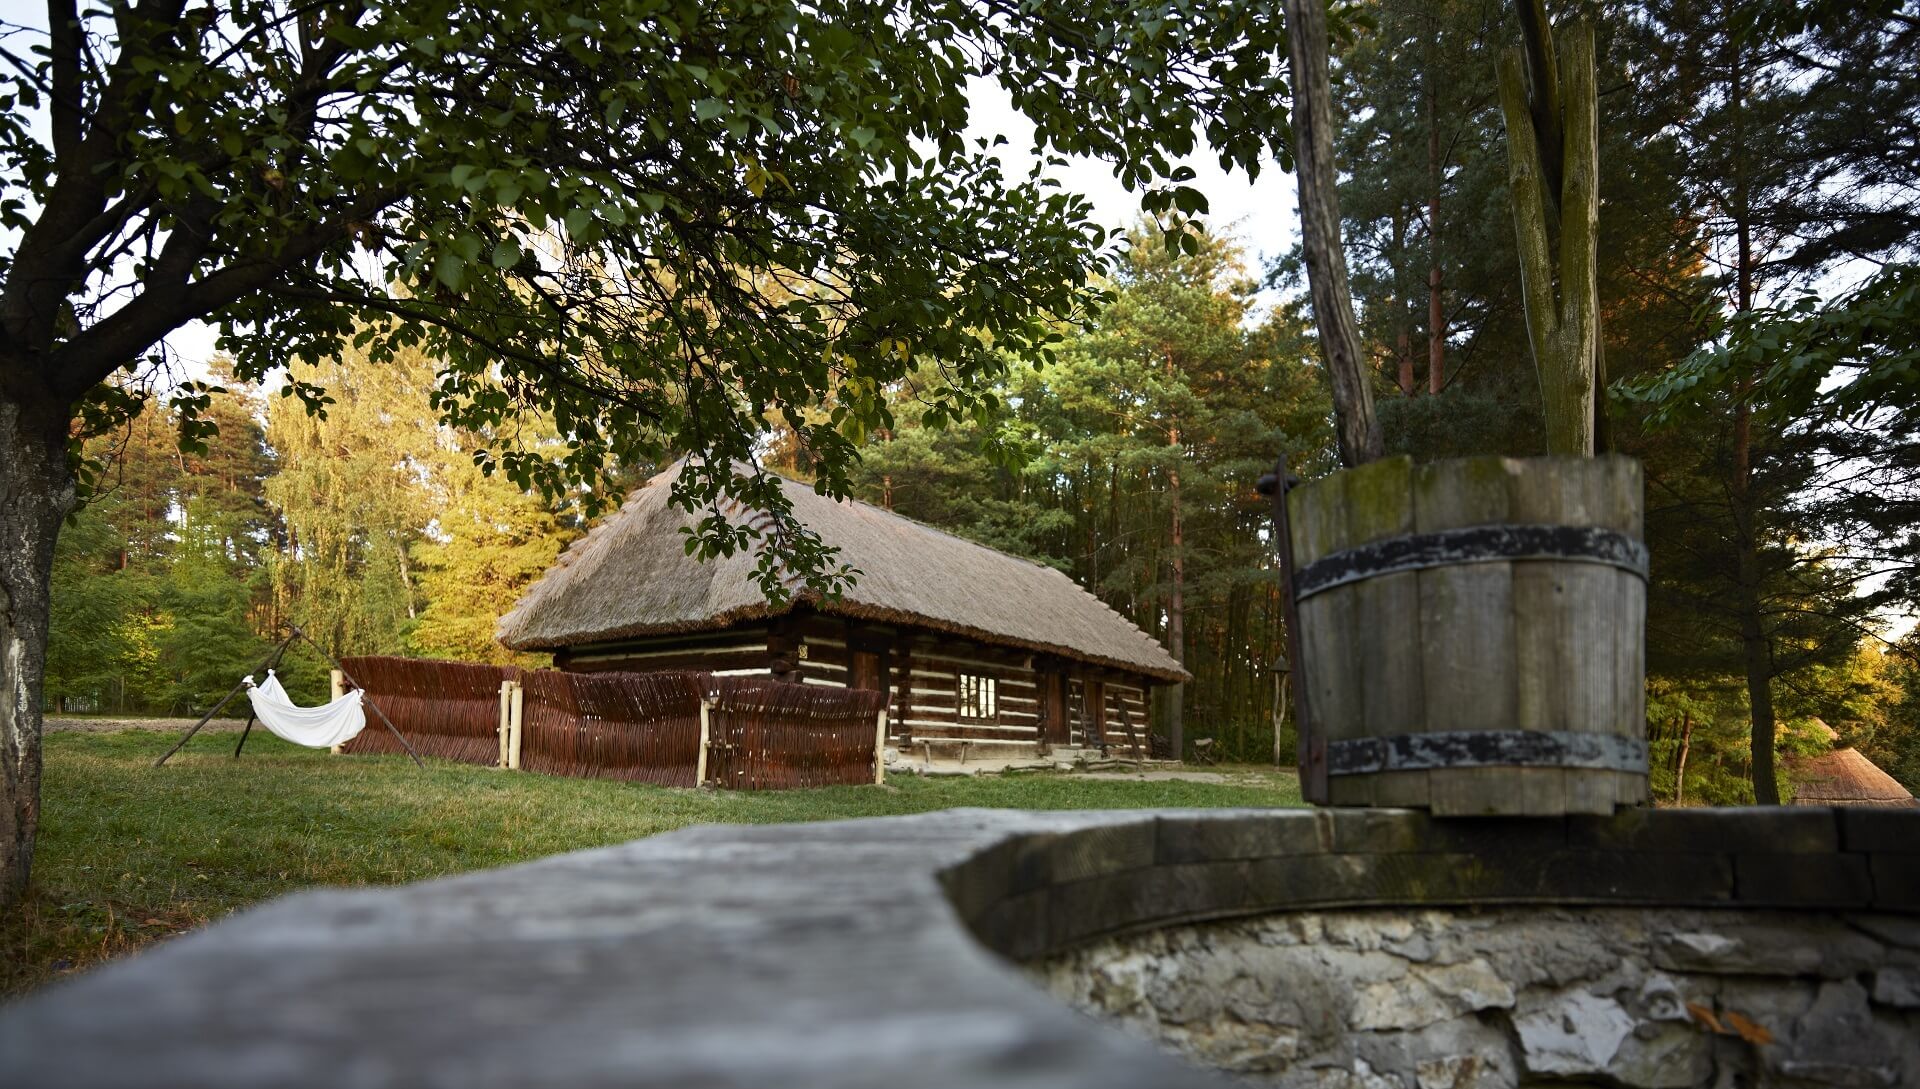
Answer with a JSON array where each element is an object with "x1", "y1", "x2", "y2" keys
[{"x1": 1288, "y1": 455, "x2": 1649, "y2": 816}]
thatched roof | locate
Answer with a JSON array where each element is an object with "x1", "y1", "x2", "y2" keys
[
  {"x1": 1791, "y1": 747, "x2": 1918, "y2": 808},
  {"x1": 498, "y1": 465, "x2": 1189, "y2": 682}
]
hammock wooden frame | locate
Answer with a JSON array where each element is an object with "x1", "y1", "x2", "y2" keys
[{"x1": 153, "y1": 626, "x2": 424, "y2": 769}]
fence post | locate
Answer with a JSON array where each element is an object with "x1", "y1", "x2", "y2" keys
[
  {"x1": 696, "y1": 699, "x2": 712, "y2": 788},
  {"x1": 329, "y1": 670, "x2": 346, "y2": 755},
  {"x1": 507, "y1": 682, "x2": 524, "y2": 771},
  {"x1": 497, "y1": 679, "x2": 513, "y2": 769},
  {"x1": 873, "y1": 708, "x2": 888, "y2": 785}
]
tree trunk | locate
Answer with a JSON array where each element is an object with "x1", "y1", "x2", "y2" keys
[
  {"x1": 1741, "y1": 592, "x2": 1779, "y2": 805},
  {"x1": 1426, "y1": 75, "x2": 1446, "y2": 395},
  {"x1": 1724, "y1": 19, "x2": 1776, "y2": 806},
  {"x1": 0, "y1": 390, "x2": 76, "y2": 906},
  {"x1": 1166, "y1": 422, "x2": 1186, "y2": 761},
  {"x1": 397, "y1": 539, "x2": 418, "y2": 621},
  {"x1": 1391, "y1": 207, "x2": 1415, "y2": 396},
  {"x1": 1497, "y1": 18, "x2": 1599, "y2": 456},
  {"x1": 1397, "y1": 330, "x2": 1415, "y2": 397},
  {"x1": 1273, "y1": 672, "x2": 1290, "y2": 766},
  {"x1": 1283, "y1": 0, "x2": 1383, "y2": 468},
  {"x1": 1673, "y1": 710, "x2": 1692, "y2": 805}
]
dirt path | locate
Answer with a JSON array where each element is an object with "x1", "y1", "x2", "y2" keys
[{"x1": 47, "y1": 716, "x2": 248, "y2": 734}]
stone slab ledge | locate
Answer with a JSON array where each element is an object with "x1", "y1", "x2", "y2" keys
[{"x1": 0, "y1": 805, "x2": 1914, "y2": 1088}]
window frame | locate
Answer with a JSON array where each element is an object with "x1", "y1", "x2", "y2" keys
[{"x1": 956, "y1": 671, "x2": 998, "y2": 724}]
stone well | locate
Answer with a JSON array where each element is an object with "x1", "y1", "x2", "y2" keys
[{"x1": 2, "y1": 806, "x2": 1916, "y2": 1088}]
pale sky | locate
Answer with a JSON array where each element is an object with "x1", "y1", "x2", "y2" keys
[{"x1": 963, "y1": 76, "x2": 1298, "y2": 301}]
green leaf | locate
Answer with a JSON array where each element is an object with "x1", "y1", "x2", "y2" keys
[{"x1": 434, "y1": 252, "x2": 465, "y2": 292}]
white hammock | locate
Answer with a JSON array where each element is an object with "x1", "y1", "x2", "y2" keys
[{"x1": 244, "y1": 670, "x2": 367, "y2": 749}]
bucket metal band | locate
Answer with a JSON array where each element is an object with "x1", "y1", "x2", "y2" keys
[
  {"x1": 1295, "y1": 524, "x2": 1648, "y2": 601},
  {"x1": 1327, "y1": 730, "x2": 1650, "y2": 776}
]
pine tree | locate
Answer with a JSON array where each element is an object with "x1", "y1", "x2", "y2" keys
[
  {"x1": 850, "y1": 223, "x2": 1337, "y2": 760},
  {"x1": 1614, "y1": 0, "x2": 1920, "y2": 802},
  {"x1": 1329, "y1": 2, "x2": 1714, "y2": 461}
]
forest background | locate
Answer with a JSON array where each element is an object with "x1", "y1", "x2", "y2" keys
[{"x1": 46, "y1": 0, "x2": 1920, "y2": 805}]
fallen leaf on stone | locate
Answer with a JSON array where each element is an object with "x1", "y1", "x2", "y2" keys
[
  {"x1": 1723, "y1": 1010, "x2": 1772, "y2": 1045},
  {"x1": 1686, "y1": 1002, "x2": 1724, "y2": 1033}
]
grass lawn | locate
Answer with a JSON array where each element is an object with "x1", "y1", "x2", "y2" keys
[{"x1": 3, "y1": 728, "x2": 1301, "y2": 998}]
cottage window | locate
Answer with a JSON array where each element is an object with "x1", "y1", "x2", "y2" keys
[{"x1": 957, "y1": 673, "x2": 997, "y2": 722}]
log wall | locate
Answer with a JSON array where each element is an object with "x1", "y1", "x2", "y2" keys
[
  {"x1": 556, "y1": 625, "x2": 776, "y2": 678},
  {"x1": 898, "y1": 640, "x2": 1043, "y2": 747},
  {"x1": 561, "y1": 614, "x2": 1164, "y2": 756}
]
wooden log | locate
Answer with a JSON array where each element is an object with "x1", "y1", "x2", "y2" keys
[
  {"x1": 908, "y1": 642, "x2": 1036, "y2": 671},
  {"x1": 507, "y1": 682, "x2": 525, "y2": 771},
  {"x1": 1087, "y1": 679, "x2": 1106, "y2": 746},
  {"x1": 873, "y1": 709, "x2": 887, "y2": 785},
  {"x1": 497, "y1": 678, "x2": 513, "y2": 768},
  {"x1": 696, "y1": 699, "x2": 712, "y2": 787},
  {"x1": 330, "y1": 670, "x2": 347, "y2": 756},
  {"x1": 566, "y1": 649, "x2": 773, "y2": 674}
]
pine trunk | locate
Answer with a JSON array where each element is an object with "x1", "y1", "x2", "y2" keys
[
  {"x1": 0, "y1": 390, "x2": 75, "y2": 906},
  {"x1": 1426, "y1": 77, "x2": 1445, "y2": 395},
  {"x1": 1741, "y1": 595, "x2": 1779, "y2": 805},
  {"x1": 1166, "y1": 427, "x2": 1186, "y2": 761},
  {"x1": 1392, "y1": 208, "x2": 1415, "y2": 396},
  {"x1": 1726, "y1": 25, "x2": 1776, "y2": 806},
  {"x1": 1398, "y1": 330, "x2": 1415, "y2": 397}
]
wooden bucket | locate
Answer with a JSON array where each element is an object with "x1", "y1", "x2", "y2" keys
[{"x1": 1285, "y1": 455, "x2": 1649, "y2": 815}]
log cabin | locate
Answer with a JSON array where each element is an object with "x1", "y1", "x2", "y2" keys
[{"x1": 497, "y1": 465, "x2": 1189, "y2": 758}]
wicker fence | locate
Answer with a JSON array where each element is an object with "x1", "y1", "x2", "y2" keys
[
  {"x1": 338, "y1": 657, "x2": 514, "y2": 766},
  {"x1": 705, "y1": 678, "x2": 889, "y2": 789},
  {"x1": 334, "y1": 657, "x2": 884, "y2": 789},
  {"x1": 519, "y1": 669, "x2": 710, "y2": 786}
]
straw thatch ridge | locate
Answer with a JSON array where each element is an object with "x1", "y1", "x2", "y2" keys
[
  {"x1": 498, "y1": 463, "x2": 1189, "y2": 682},
  {"x1": 1791, "y1": 746, "x2": 1919, "y2": 808}
]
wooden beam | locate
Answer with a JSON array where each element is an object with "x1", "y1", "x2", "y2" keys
[{"x1": 696, "y1": 700, "x2": 712, "y2": 787}]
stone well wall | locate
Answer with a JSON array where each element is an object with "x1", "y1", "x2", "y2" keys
[
  {"x1": 1035, "y1": 907, "x2": 1920, "y2": 1089},
  {"x1": 937, "y1": 806, "x2": 1920, "y2": 1089}
]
